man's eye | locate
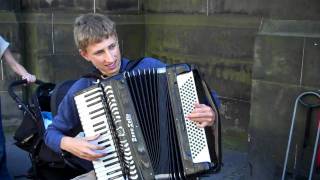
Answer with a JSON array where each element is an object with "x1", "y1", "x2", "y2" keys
[
  {"x1": 109, "y1": 43, "x2": 116, "y2": 50},
  {"x1": 95, "y1": 51, "x2": 104, "y2": 55}
]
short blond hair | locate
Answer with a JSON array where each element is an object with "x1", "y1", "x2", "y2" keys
[{"x1": 73, "y1": 13, "x2": 117, "y2": 51}]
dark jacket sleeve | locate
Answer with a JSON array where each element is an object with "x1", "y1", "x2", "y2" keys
[{"x1": 44, "y1": 79, "x2": 90, "y2": 153}]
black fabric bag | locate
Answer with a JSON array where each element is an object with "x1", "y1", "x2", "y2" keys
[
  {"x1": 13, "y1": 82, "x2": 65, "y2": 164},
  {"x1": 13, "y1": 107, "x2": 41, "y2": 153}
]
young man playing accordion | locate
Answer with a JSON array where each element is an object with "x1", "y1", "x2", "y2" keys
[{"x1": 44, "y1": 13, "x2": 219, "y2": 179}]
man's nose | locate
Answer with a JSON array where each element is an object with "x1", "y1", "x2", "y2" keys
[{"x1": 103, "y1": 50, "x2": 115, "y2": 63}]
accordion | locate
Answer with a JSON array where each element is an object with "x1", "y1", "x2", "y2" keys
[{"x1": 74, "y1": 64, "x2": 222, "y2": 180}]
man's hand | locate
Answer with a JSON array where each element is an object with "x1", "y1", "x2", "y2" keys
[
  {"x1": 186, "y1": 103, "x2": 215, "y2": 128},
  {"x1": 60, "y1": 135, "x2": 106, "y2": 161}
]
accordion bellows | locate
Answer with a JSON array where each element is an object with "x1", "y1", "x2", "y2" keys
[{"x1": 74, "y1": 64, "x2": 222, "y2": 180}]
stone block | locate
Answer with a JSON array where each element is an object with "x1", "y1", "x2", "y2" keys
[
  {"x1": 205, "y1": 59, "x2": 252, "y2": 100},
  {"x1": 36, "y1": 54, "x2": 91, "y2": 83},
  {"x1": 53, "y1": 23, "x2": 77, "y2": 54},
  {"x1": 21, "y1": 0, "x2": 93, "y2": 12},
  {"x1": 248, "y1": 80, "x2": 318, "y2": 179},
  {"x1": 259, "y1": 20, "x2": 320, "y2": 38},
  {"x1": 301, "y1": 37, "x2": 320, "y2": 88},
  {"x1": 220, "y1": 97, "x2": 250, "y2": 151},
  {"x1": 253, "y1": 35, "x2": 304, "y2": 85},
  {"x1": 145, "y1": 15, "x2": 260, "y2": 59},
  {"x1": 0, "y1": 0, "x2": 20, "y2": 11},
  {"x1": 117, "y1": 24, "x2": 145, "y2": 60},
  {"x1": 224, "y1": 0, "x2": 320, "y2": 20},
  {"x1": 0, "y1": 91, "x2": 24, "y2": 128},
  {"x1": 0, "y1": 13, "x2": 20, "y2": 52},
  {"x1": 144, "y1": 0, "x2": 224, "y2": 14},
  {"x1": 96, "y1": 0, "x2": 139, "y2": 13}
]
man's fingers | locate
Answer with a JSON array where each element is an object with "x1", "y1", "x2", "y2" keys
[
  {"x1": 187, "y1": 112, "x2": 212, "y2": 119},
  {"x1": 196, "y1": 121, "x2": 210, "y2": 128},
  {"x1": 85, "y1": 134, "x2": 100, "y2": 141},
  {"x1": 80, "y1": 143, "x2": 106, "y2": 160},
  {"x1": 80, "y1": 149, "x2": 105, "y2": 161}
]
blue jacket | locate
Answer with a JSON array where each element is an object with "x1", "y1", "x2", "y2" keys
[{"x1": 44, "y1": 57, "x2": 220, "y2": 170}]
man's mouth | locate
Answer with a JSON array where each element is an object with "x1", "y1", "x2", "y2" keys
[{"x1": 106, "y1": 61, "x2": 116, "y2": 69}]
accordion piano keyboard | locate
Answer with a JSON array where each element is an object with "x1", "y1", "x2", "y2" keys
[{"x1": 74, "y1": 87, "x2": 125, "y2": 180}]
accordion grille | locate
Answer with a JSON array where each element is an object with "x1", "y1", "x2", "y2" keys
[{"x1": 177, "y1": 72, "x2": 210, "y2": 163}]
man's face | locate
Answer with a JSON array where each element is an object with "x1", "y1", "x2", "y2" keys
[{"x1": 80, "y1": 35, "x2": 121, "y2": 77}]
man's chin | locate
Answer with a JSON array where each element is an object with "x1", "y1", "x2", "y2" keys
[{"x1": 102, "y1": 69, "x2": 119, "y2": 77}]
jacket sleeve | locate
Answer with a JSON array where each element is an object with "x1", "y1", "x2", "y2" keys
[
  {"x1": 44, "y1": 80, "x2": 86, "y2": 153},
  {"x1": 211, "y1": 90, "x2": 221, "y2": 108}
]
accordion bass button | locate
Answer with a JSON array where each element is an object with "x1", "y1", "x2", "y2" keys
[
  {"x1": 129, "y1": 174, "x2": 139, "y2": 180},
  {"x1": 124, "y1": 156, "x2": 133, "y2": 161},
  {"x1": 129, "y1": 165, "x2": 136, "y2": 170}
]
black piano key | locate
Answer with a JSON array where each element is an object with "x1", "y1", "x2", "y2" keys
[
  {"x1": 94, "y1": 125, "x2": 107, "y2": 132},
  {"x1": 89, "y1": 107, "x2": 105, "y2": 115},
  {"x1": 84, "y1": 89, "x2": 102, "y2": 98},
  {"x1": 97, "y1": 139, "x2": 109, "y2": 145},
  {"x1": 102, "y1": 155, "x2": 119, "y2": 163},
  {"x1": 109, "y1": 174, "x2": 124, "y2": 180},
  {"x1": 87, "y1": 99, "x2": 103, "y2": 107},
  {"x1": 85, "y1": 94, "x2": 102, "y2": 103},
  {"x1": 100, "y1": 130, "x2": 108, "y2": 136},
  {"x1": 93, "y1": 121, "x2": 104, "y2": 127},
  {"x1": 104, "y1": 161, "x2": 120, "y2": 168},
  {"x1": 91, "y1": 112, "x2": 106, "y2": 119}
]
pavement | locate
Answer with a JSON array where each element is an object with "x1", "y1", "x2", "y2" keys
[
  {"x1": 6, "y1": 133, "x2": 31, "y2": 180},
  {"x1": 5, "y1": 132, "x2": 249, "y2": 180}
]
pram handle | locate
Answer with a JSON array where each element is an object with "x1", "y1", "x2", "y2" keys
[{"x1": 8, "y1": 79, "x2": 46, "y2": 110}]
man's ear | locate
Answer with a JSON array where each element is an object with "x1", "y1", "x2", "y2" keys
[{"x1": 79, "y1": 49, "x2": 91, "y2": 62}]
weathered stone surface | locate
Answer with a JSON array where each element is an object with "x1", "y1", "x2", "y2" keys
[
  {"x1": 36, "y1": 54, "x2": 91, "y2": 83},
  {"x1": 0, "y1": 0, "x2": 20, "y2": 11},
  {"x1": 0, "y1": 91, "x2": 24, "y2": 128},
  {"x1": 144, "y1": 0, "x2": 320, "y2": 20},
  {"x1": 53, "y1": 23, "x2": 77, "y2": 54},
  {"x1": 248, "y1": 80, "x2": 318, "y2": 179},
  {"x1": 144, "y1": 14, "x2": 258, "y2": 101},
  {"x1": 301, "y1": 37, "x2": 320, "y2": 87},
  {"x1": 249, "y1": 19, "x2": 320, "y2": 180},
  {"x1": 145, "y1": 15, "x2": 260, "y2": 59},
  {"x1": 117, "y1": 24, "x2": 145, "y2": 60},
  {"x1": 144, "y1": 0, "x2": 224, "y2": 14},
  {"x1": 220, "y1": 97, "x2": 250, "y2": 151},
  {"x1": 20, "y1": 0, "x2": 141, "y2": 13},
  {"x1": 253, "y1": 36, "x2": 304, "y2": 84},
  {"x1": 259, "y1": 20, "x2": 320, "y2": 38},
  {"x1": 20, "y1": 0, "x2": 93, "y2": 12},
  {"x1": 96, "y1": 0, "x2": 139, "y2": 13}
]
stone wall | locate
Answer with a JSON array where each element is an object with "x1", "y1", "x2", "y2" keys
[
  {"x1": 144, "y1": 14, "x2": 260, "y2": 150},
  {"x1": 248, "y1": 20, "x2": 320, "y2": 180},
  {"x1": 0, "y1": 1, "x2": 319, "y2": 178},
  {"x1": 0, "y1": 0, "x2": 145, "y2": 128}
]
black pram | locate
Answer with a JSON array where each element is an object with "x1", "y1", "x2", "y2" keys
[{"x1": 8, "y1": 79, "x2": 84, "y2": 180}]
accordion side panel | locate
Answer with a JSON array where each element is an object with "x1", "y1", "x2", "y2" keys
[
  {"x1": 74, "y1": 85, "x2": 126, "y2": 180},
  {"x1": 104, "y1": 79, "x2": 155, "y2": 180},
  {"x1": 166, "y1": 64, "x2": 220, "y2": 176},
  {"x1": 193, "y1": 69, "x2": 222, "y2": 173},
  {"x1": 176, "y1": 71, "x2": 211, "y2": 163}
]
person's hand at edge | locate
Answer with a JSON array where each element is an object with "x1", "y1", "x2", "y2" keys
[{"x1": 22, "y1": 73, "x2": 36, "y2": 83}]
